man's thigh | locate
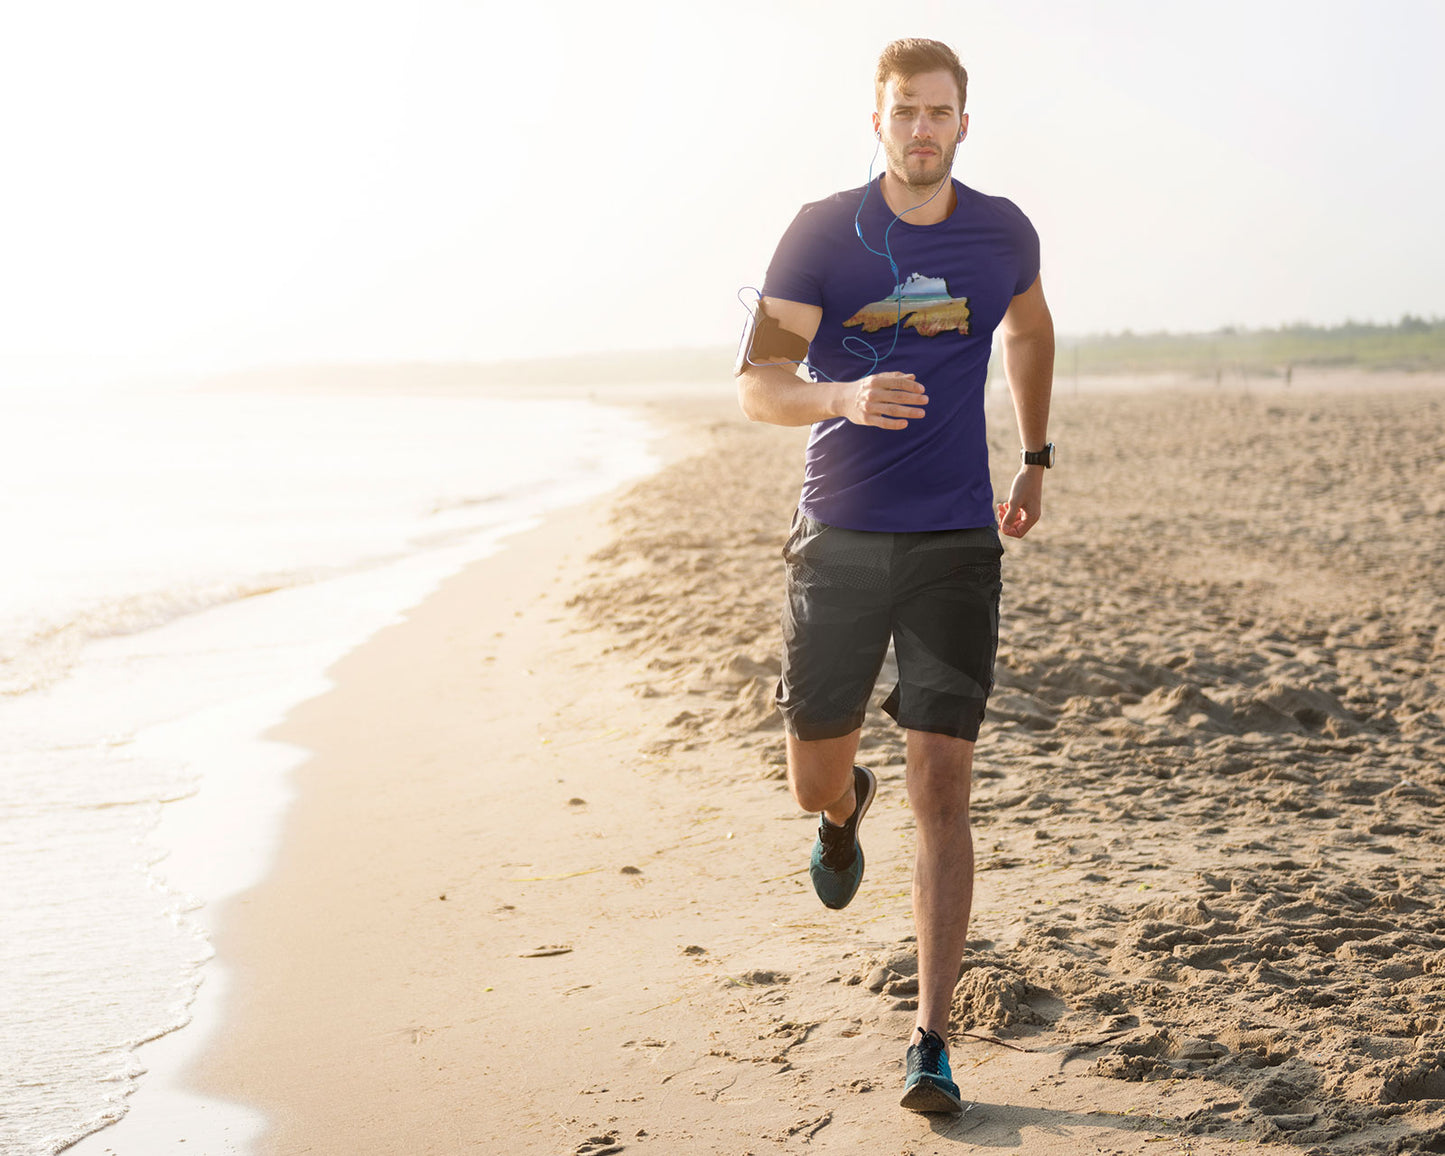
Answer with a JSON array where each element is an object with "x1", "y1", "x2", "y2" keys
[{"x1": 776, "y1": 516, "x2": 893, "y2": 741}]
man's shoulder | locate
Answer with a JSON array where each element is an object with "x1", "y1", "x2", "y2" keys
[
  {"x1": 955, "y1": 182, "x2": 1036, "y2": 233},
  {"x1": 764, "y1": 185, "x2": 872, "y2": 302},
  {"x1": 789, "y1": 182, "x2": 872, "y2": 228}
]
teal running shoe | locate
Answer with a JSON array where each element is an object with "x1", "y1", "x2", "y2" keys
[
  {"x1": 901, "y1": 1028, "x2": 964, "y2": 1114},
  {"x1": 808, "y1": 765, "x2": 876, "y2": 910}
]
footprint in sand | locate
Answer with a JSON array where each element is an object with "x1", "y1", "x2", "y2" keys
[{"x1": 574, "y1": 1134, "x2": 624, "y2": 1156}]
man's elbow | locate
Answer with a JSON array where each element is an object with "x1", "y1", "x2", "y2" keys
[{"x1": 736, "y1": 375, "x2": 767, "y2": 423}]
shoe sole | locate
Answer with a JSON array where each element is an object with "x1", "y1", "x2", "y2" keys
[{"x1": 900, "y1": 1076, "x2": 964, "y2": 1114}]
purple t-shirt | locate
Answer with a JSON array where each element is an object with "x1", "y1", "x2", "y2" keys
[{"x1": 762, "y1": 177, "x2": 1039, "y2": 532}]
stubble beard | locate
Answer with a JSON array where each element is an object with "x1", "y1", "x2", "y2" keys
[{"x1": 883, "y1": 135, "x2": 958, "y2": 195}]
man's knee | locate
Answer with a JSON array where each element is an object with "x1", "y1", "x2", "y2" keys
[
  {"x1": 791, "y1": 777, "x2": 852, "y2": 814},
  {"x1": 905, "y1": 731, "x2": 974, "y2": 826},
  {"x1": 786, "y1": 731, "x2": 859, "y2": 812}
]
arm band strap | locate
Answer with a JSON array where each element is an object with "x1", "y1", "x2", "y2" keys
[{"x1": 734, "y1": 299, "x2": 810, "y2": 377}]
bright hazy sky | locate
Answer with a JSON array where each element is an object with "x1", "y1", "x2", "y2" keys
[{"x1": 3, "y1": 0, "x2": 1442, "y2": 383}]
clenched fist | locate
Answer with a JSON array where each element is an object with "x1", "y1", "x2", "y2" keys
[{"x1": 836, "y1": 373, "x2": 929, "y2": 431}]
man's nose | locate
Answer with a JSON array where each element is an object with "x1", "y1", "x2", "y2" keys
[{"x1": 911, "y1": 116, "x2": 933, "y2": 138}]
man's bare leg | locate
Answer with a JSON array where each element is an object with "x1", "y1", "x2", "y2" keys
[
  {"x1": 786, "y1": 730, "x2": 862, "y2": 823},
  {"x1": 904, "y1": 729, "x2": 976, "y2": 1045}
]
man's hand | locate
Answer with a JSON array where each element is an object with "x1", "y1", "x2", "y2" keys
[
  {"x1": 997, "y1": 466, "x2": 1044, "y2": 538},
  {"x1": 837, "y1": 373, "x2": 929, "y2": 430}
]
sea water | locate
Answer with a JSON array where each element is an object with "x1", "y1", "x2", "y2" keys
[{"x1": 0, "y1": 374, "x2": 657, "y2": 1154}]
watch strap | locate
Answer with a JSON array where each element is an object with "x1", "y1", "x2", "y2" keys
[{"x1": 1022, "y1": 442, "x2": 1055, "y2": 468}]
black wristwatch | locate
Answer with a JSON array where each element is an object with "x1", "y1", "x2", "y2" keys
[{"x1": 1022, "y1": 443, "x2": 1055, "y2": 468}]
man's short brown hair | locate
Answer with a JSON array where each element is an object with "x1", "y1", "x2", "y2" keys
[{"x1": 875, "y1": 38, "x2": 968, "y2": 113}]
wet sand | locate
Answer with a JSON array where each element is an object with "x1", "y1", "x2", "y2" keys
[{"x1": 191, "y1": 372, "x2": 1445, "y2": 1154}]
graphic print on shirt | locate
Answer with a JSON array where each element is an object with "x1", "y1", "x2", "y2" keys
[{"x1": 843, "y1": 273, "x2": 971, "y2": 337}]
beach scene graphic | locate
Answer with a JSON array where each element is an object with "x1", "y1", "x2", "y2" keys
[{"x1": 843, "y1": 272, "x2": 972, "y2": 337}]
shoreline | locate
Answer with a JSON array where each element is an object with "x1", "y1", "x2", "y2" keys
[
  {"x1": 56, "y1": 381, "x2": 675, "y2": 1156},
  {"x1": 70, "y1": 490, "x2": 662, "y2": 1155}
]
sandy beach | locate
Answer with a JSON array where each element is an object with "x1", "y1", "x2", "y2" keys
[{"x1": 150, "y1": 371, "x2": 1445, "y2": 1155}]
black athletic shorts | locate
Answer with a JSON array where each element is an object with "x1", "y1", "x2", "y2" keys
[{"x1": 776, "y1": 513, "x2": 1003, "y2": 743}]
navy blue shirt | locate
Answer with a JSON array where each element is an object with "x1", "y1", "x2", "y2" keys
[{"x1": 762, "y1": 177, "x2": 1039, "y2": 532}]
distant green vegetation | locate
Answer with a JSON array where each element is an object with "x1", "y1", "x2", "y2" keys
[{"x1": 1055, "y1": 315, "x2": 1445, "y2": 377}]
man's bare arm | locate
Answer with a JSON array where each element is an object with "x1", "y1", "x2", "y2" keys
[
  {"x1": 737, "y1": 296, "x2": 929, "y2": 430},
  {"x1": 996, "y1": 275, "x2": 1055, "y2": 538}
]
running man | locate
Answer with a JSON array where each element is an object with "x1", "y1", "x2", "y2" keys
[{"x1": 735, "y1": 38, "x2": 1055, "y2": 1113}]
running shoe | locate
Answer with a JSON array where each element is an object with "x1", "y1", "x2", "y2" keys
[
  {"x1": 808, "y1": 764, "x2": 876, "y2": 910},
  {"x1": 901, "y1": 1028, "x2": 964, "y2": 1113}
]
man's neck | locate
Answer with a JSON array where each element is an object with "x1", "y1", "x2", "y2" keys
[{"x1": 880, "y1": 172, "x2": 956, "y2": 226}]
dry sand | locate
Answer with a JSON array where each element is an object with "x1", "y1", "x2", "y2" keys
[{"x1": 186, "y1": 374, "x2": 1444, "y2": 1155}]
